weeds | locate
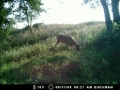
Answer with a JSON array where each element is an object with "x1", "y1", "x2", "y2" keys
[{"x1": 0, "y1": 21, "x2": 120, "y2": 84}]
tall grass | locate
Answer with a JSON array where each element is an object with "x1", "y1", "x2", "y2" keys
[{"x1": 1, "y1": 21, "x2": 120, "y2": 84}]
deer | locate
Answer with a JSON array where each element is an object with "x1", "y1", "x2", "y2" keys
[{"x1": 54, "y1": 34, "x2": 80, "y2": 51}]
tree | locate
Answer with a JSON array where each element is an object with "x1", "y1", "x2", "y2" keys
[
  {"x1": 14, "y1": 0, "x2": 44, "y2": 27},
  {"x1": 0, "y1": 0, "x2": 44, "y2": 42},
  {"x1": 100, "y1": 0, "x2": 112, "y2": 32},
  {"x1": 0, "y1": 0, "x2": 14, "y2": 42},
  {"x1": 82, "y1": 0, "x2": 120, "y2": 32},
  {"x1": 112, "y1": 0, "x2": 120, "y2": 24}
]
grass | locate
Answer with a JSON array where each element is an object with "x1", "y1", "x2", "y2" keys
[{"x1": 0, "y1": 21, "x2": 120, "y2": 84}]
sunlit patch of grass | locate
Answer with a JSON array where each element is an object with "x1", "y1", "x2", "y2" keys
[{"x1": 1, "y1": 43, "x2": 47, "y2": 64}]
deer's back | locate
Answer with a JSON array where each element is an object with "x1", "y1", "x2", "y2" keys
[{"x1": 57, "y1": 35, "x2": 76, "y2": 45}]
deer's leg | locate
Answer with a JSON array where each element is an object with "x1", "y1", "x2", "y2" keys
[
  {"x1": 59, "y1": 42, "x2": 63, "y2": 51},
  {"x1": 66, "y1": 45, "x2": 68, "y2": 51},
  {"x1": 54, "y1": 41, "x2": 59, "y2": 50}
]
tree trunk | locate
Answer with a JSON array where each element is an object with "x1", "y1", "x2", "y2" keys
[
  {"x1": 100, "y1": 0, "x2": 113, "y2": 32},
  {"x1": 112, "y1": 0, "x2": 120, "y2": 24},
  {"x1": 26, "y1": 10, "x2": 30, "y2": 26},
  {"x1": 30, "y1": 15, "x2": 32, "y2": 27}
]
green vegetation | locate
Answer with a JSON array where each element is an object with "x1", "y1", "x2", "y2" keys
[
  {"x1": 0, "y1": 0, "x2": 44, "y2": 44},
  {"x1": 0, "y1": 21, "x2": 120, "y2": 84}
]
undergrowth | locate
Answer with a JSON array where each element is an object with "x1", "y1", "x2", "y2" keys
[{"x1": 0, "y1": 21, "x2": 120, "y2": 84}]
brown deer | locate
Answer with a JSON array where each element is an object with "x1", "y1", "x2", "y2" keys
[{"x1": 54, "y1": 34, "x2": 80, "y2": 51}]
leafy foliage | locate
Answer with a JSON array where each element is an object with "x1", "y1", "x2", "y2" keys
[
  {"x1": 1, "y1": 22, "x2": 120, "y2": 84},
  {"x1": 82, "y1": 0, "x2": 101, "y2": 8},
  {"x1": 14, "y1": 0, "x2": 44, "y2": 26},
  {"x1": 91, "y1": 22, "x2": 120, "y2": 84},
  {"x1": 112, "y1": 22, "x2": 120, "y2": 36},
  {"x1": 0, "y1": 0, "x2": 44, "y2": 49}
]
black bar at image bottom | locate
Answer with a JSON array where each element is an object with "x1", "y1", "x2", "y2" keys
[{"x1": 0, "y1": 84, "x2": 120, "y2": 90}]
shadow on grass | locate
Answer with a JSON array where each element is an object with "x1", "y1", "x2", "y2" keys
[
  {"x1": 90, "y1": 29, "x2": 120, "y2": 84},
  {"x1": 34, "y1": 62, "x2": 81, "y2": 84},
  {"x1": 0, "y1": 56, "x2": 82, "y2": 84}
]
